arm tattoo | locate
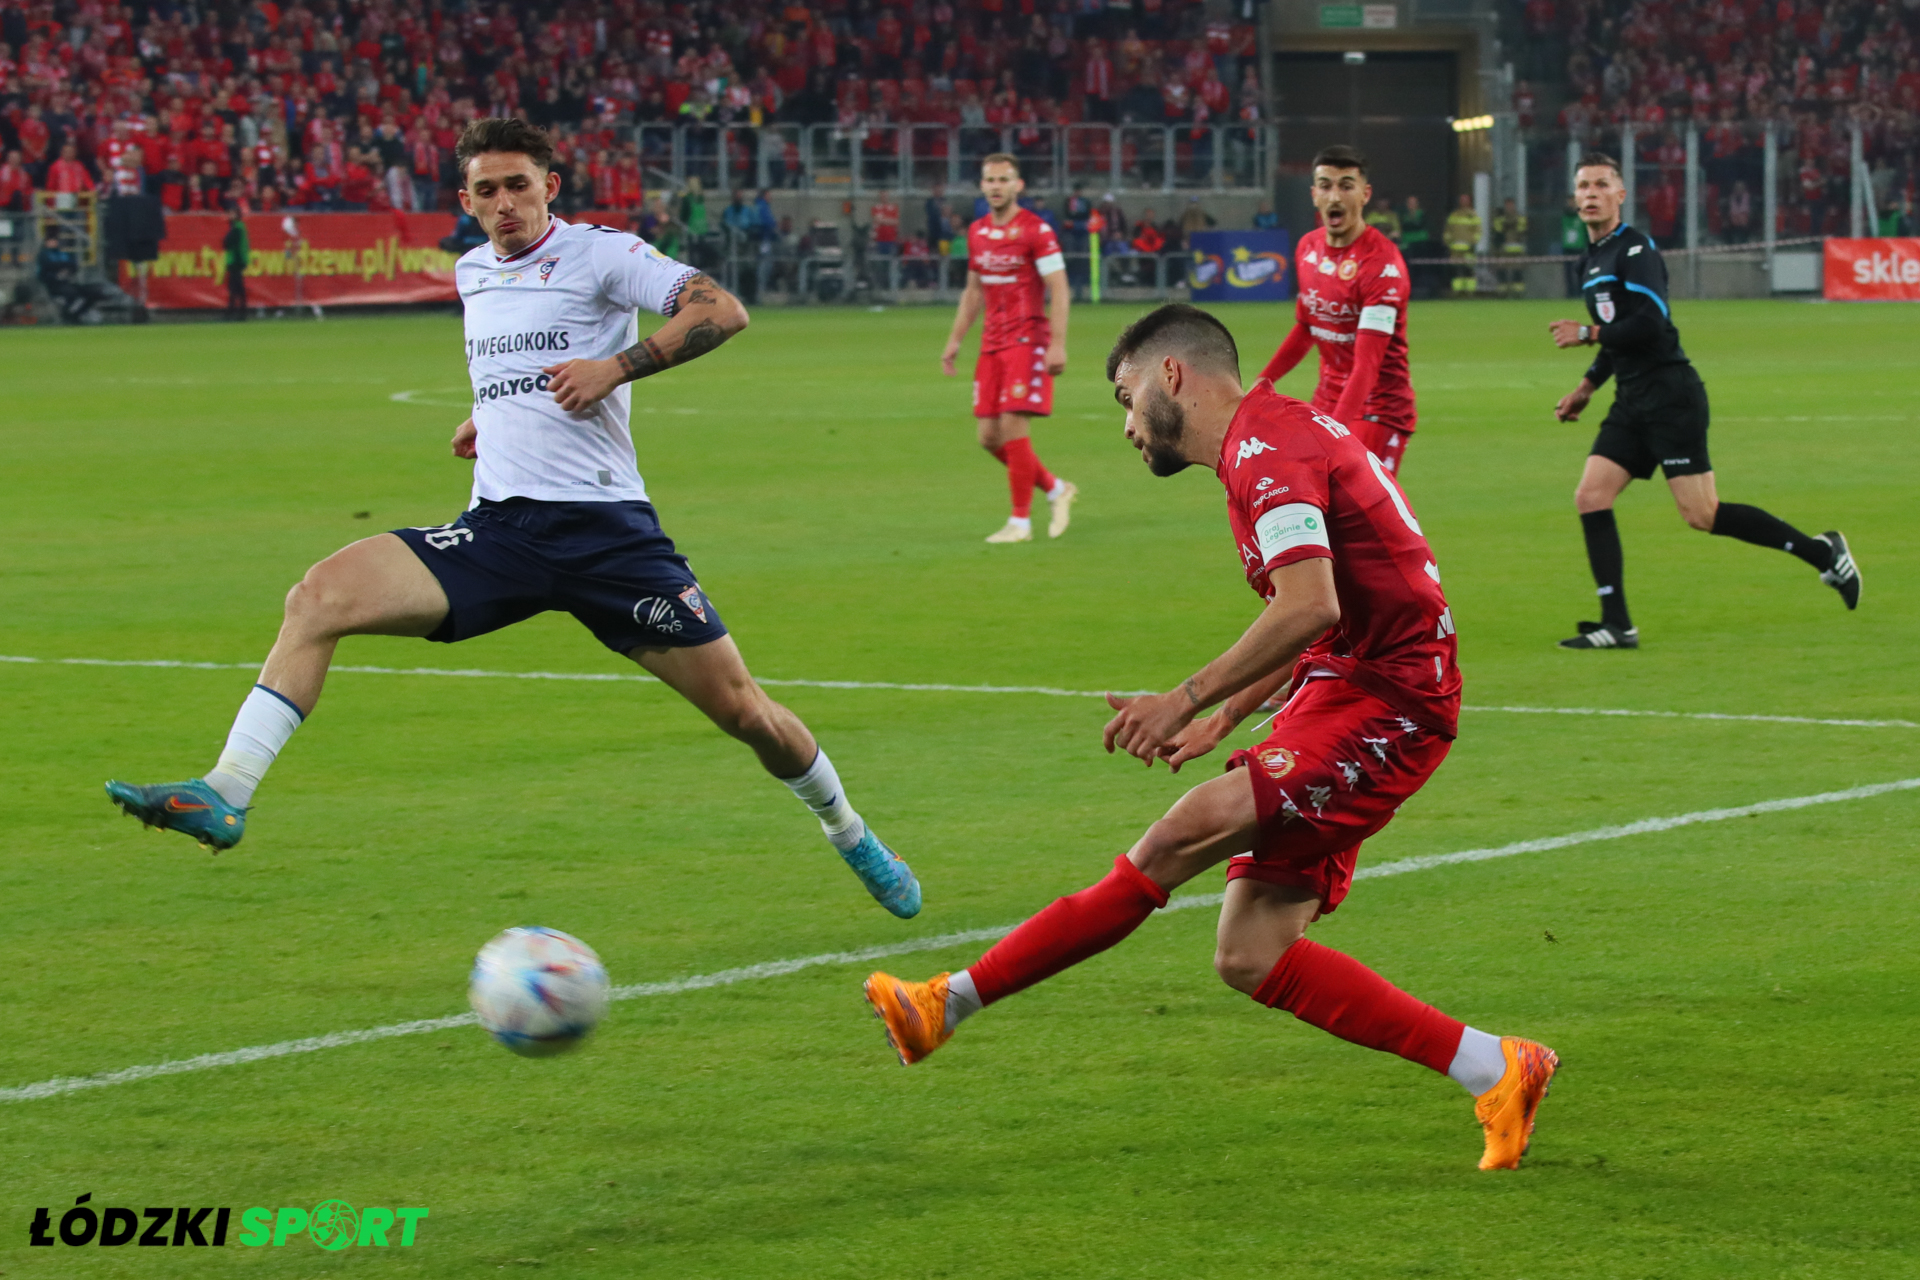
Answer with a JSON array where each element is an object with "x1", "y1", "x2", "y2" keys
[
  {"x1": 1181, "y1": 676, "x2": 1203, "y2": 708},
  {"x1": 614, "y1": 276, "x2": 733, "y2": 384}
]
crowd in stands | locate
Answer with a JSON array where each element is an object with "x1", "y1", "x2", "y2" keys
[
  {"x1": 0, "y1": 0, "x2": 1265, "y2": 222},
  {"x1": 1530, "y1": 0, "x2": 1917, "y2": 238}
]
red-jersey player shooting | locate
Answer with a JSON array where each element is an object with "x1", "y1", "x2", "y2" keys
[
  {"x1": 868, "y1": 304, "x2": 1559, "y2": 1170},
  {"x1": 1260, "y1": 145, "x2": 1419, "y2": 474},
  {"x1": 941, "y1": 153, "x2": 1079, "y2": 543}
]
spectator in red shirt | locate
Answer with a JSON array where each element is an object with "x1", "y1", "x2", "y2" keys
[
  {"x1": 0, "y1": 149, "x2": 31, "y2": 211},
  {"x1": 46, "y1": 142, "x2": 94, "y2": 193}
]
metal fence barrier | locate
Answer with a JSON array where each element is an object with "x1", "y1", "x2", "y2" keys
[{"x1": 636, "y1": 122, "x2": 1276, "y2": 195}]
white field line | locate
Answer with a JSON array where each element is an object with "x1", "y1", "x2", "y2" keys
[
  {"x1": 6, "y1": 776, "x2": 1917, "y2": 1105},
  {"x1": 1, "y1": 654, "x2": 1914, "y2": 729}
]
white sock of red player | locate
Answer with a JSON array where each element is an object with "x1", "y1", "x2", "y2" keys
[
  {"x1": 1006, "y1": 516, "x2": 1032, "y2": 534},
  {"x1": 779, "y1": 747, "x2": 866, "y2": 851},
  {"x1": 944, "y1": 969, "x2": 983, "y2": 1033},
  {"x1": 1045, "y1": 478, "x2": 1069, "y2": 501},
  {"x1": 1447, "y1": 1026, "x2": 1509, "y2": 1096}
]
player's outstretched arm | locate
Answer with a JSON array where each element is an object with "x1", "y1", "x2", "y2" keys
[
  {"x1": 544, "y1": 273, "x2": 749, "y2": 412},
  {"x1": 1258, "y1": 321, "x2": 1313, "y2": 383},
  {"x1": 942, "y1": 271, "x2": 984, "y2": 376},
  {"x1": 1104, "y1": 557, "x2": 1340, "y2": 766},
  {"x1": 1160, "y1": 664, "x2": 1296, "y2": 772},
  {"x1": 1043, "y1": 267, "x2": 1069, "y2": 376}
]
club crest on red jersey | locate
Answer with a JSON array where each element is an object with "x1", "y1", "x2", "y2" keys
[
  {"x1": 1255, "y1": 746, "x2": 1297, "y2": 779},
  {"x1": 1338, "y1": 258, "x2": 1358, "y2": 281}
]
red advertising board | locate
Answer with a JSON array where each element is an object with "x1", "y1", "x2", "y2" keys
[
  {"x1": 1823, "y1": 237, "x2": 1920, "y2": 301},
  {"x1": 122, "y1": 211, "x2": 461, "y2": 309}
]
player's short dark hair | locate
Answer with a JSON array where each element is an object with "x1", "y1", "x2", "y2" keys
[
  {"x1": 981, "y1": 152, "x2": 1020, "y2": 176},
  {"x1": 456, "y1": 117, "x2": 555, "y2": 182},
  {"x1": 1311, "y1": 144, "x2": 1368, "y2": 176},
  {"x1": 1576, "y1": 151, "x2": 1623, "y2": 178},
  {"x1": 1105, "y1": 303, "x2": 1241, "y2": 383}
]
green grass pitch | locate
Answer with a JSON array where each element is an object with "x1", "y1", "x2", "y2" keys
[{"x1": 1, "y1": 297, "x2": 1916, "y2": 1278}]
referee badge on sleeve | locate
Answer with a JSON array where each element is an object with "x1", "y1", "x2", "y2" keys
[{"x1": 1594, "y1": 291, "x2": 1615, "y2": 322}]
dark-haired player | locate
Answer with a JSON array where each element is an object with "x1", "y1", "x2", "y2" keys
[
  {"x1": 1549, "y1": 153, "x2": 1860, "y2": 650},
  {"x1": 941, "y1": 152, "x2": 1078, "y2": 543},
  {"x1": 106, "y1": 118, "x2": 921, "y2": 919},
  {"x1": 1259, "y1": 145, "x2": 1417, "y2": 474},
  {"x1": 867, "y1": 304, "x2": 1558, "y2": 1171}
]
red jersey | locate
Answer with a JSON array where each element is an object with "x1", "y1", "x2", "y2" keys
[
  {"x1": 966, "y1": 207, "x2": 1064, "y2": 353},
  {"x1": 1219, "y1": 384, "x2": 1460, "y2": 736},
  {"x1": 1293, "y1": 225, "x2": 1417, "y2": 430}
]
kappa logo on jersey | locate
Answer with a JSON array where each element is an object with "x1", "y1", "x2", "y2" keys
[
  {"x1": 1255, "y1": 745, "x2": 1296, "y2": 779},
  {"x1": 677, "y1": 584, "x2": 708, "y2": 624},
  {"x1": 413, "y1": 524, "x2": 473, "y2": 550},
  {"x1": 1379, "y1": 263, "x2": 1401, "y2": 278},
  {"x1": 1234, "y1": 437, "x2": 1277, "y2": 466},
  {"x1": 1336, "y1": 760, "x2": 1365, "y2": 788},
  {"x1": 1594, "y1": 290, "x2": 1616, "y2": 322}
]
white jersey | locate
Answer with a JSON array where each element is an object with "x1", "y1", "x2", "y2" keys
[{"x1": 456, "y1": 217, "x2": 698, "y2": 505}]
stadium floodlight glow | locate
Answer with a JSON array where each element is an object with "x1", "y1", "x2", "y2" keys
[{"x1": 1451, "y1": 115, "x2": 1495, "y2": 133}]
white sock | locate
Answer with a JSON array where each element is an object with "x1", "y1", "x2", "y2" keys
[
  {"x1": 944, "y1": 969, "x2": 982, "y2": 1034},
  {"x1": 1046, "y1": 478, "x2": 1068, "y2": 500},
  {"x1": 1008, "y1": 515, "x2": 1032, "y2": 533},
  {"x1": 1448, "y1": 1026, "x2": 1509, "y2": 1097},
  {"x1": 780, "y1": 747, "x2": 865, "y2": 851},
  {"x1": 203, "y1": 684, "x2": 305, "y2": 808}
]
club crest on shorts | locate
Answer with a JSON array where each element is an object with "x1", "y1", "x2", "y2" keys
[
  {"x1": 678, "y1": 584, "x2": 709, "y2": 624},
  {"x1": 1255, "y1": 745, "x2": 1296, "y2": 779},
  {"x1": 1594, "y1": 290, "x2": 1615, "y2": 322}
]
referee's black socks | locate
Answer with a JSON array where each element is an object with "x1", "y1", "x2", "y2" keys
[
  {"x1": 1579, "y1": 509, "x2": 1633, "y2": 631},
  {"x1": 1710, "y1": 503, "x2": 1834, "y2": 571}
]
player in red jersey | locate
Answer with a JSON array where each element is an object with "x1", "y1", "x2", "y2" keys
[
  {"x1": 868, "y1": 305, "x2": 1559, "y2": 1170},
  {"x1": 1259, "y1": 145, "x2": 1418, "y2": 474},
  {"x1": 940, "y1": 153, "x2": 1079, "y2": 543}
]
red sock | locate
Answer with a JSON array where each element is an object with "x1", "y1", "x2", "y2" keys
[
  {"x1": 1000, "y1": 436, "x2": 1040, "y2": 518},
  {"x1": 1032, "y1": 454, "x2": 1057, "y2": 495},
  {"x1": 1252, "y1": 938, "x2": 1465, "y2": 1074},
  {"x1": 969, "y1": 856, "x2": 1169, "y2": 1005},
  {"x1": 988, "y1": 444, "x2": 1010, "y2": 467}
]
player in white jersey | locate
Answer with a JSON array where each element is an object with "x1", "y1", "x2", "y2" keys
[{"x1": 106, "y1": 118, "x2": 921, "y2": 919}]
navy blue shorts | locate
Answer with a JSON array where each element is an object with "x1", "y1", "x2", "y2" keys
[{"x1": 392, "y1": 499, "x2": 727, "y2": 655}]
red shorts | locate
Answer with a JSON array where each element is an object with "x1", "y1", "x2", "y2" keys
[
  {"x1": 1224, "y1": 677, "x2": 1452, "y2": 915},
  {"x1": 1353, "y1": 416, "x2": 1413, "y2": 474},
  {"x1": 973, "y1": 344, "x2": 1054, "y2": 419}
]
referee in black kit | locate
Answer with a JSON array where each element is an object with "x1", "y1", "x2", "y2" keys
[{"x1": 1545, "y1": 152, "x2": 1860, "y2": 651}]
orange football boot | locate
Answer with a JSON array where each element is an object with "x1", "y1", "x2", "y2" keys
[
  {"x1": 1474, "y1": 1037, "x2": 1560, "y2": 1170},
  {"x1": 863, "y1": 971, "x2": 952, "y2": 1065}
]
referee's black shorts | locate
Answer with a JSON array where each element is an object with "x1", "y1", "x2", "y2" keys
[{"x1": 1590, "y1": 365, "x2": 1712, "y2": 480}]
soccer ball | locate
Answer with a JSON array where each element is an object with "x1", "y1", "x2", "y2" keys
[{"x1": 468, "y1": 926, "x2": 611, "y2": 1057}]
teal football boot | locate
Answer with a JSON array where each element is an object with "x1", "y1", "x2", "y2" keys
[
  {"x1": 840, "y1": 828, "x2": 921, "y2": 919},
  {"x1": 104, "y1": 778, "x2": 247, "y2": 852}
]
